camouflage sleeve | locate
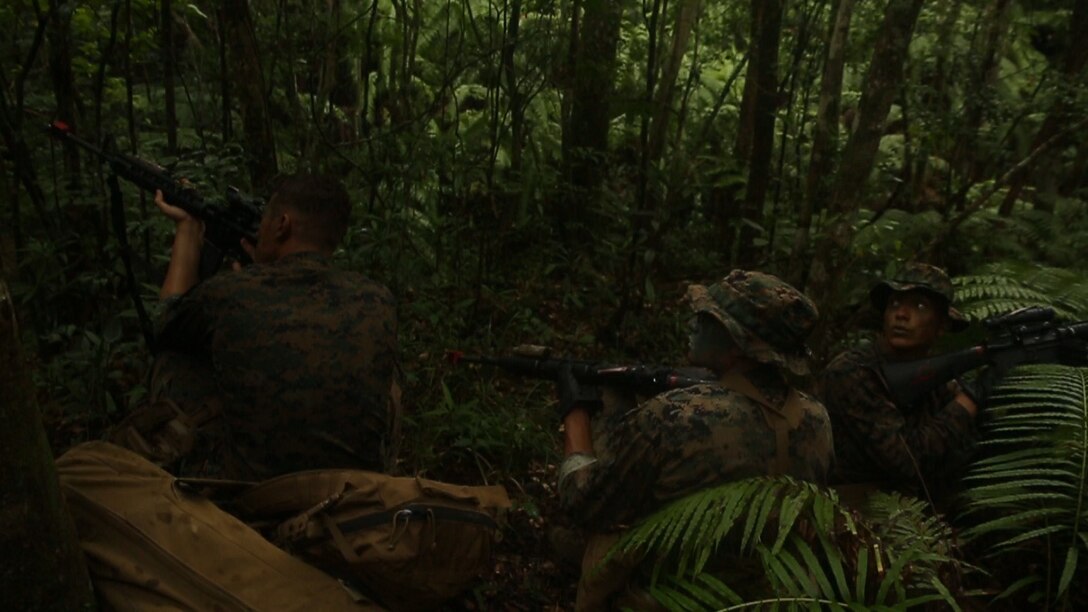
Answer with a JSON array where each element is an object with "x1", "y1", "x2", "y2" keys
[
  {"x1": 154, "y1": 282, "x2": 218, "y2": 353},
  {"x1": 557, "y1": 405, "x2": 660, "y2": 530},
  {"x1": 824, "y1": 363, "x2": 976, "y2": 488}
]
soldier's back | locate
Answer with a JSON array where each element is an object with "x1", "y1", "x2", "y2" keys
[{"x1": 178, "y1": 252, "x2": 398, "y2": 479}]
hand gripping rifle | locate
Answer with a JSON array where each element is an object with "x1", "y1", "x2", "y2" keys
[
  {"x1": 45, "y1": 120, "x2": 263, "y2": 269},
  {"x1": 881, "y1": 307, "x2": 1088, "y2": 408},
  {"x1": 448, "y1": 345, "x2": 717, "y2": 405}
]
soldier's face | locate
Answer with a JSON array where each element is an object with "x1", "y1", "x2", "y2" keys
[{"x1": 882, "y1": 290, "x2": 947, "y2": 354}]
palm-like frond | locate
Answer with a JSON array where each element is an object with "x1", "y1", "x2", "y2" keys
[
  {"x1": 609, "y1": 477, "x2": 965, "y2": 610},
  {"x1": 958, "y1": 365, "x2": 1088, "y2": 605},
  {"x1": 954, "y1": 263, "x2": 1088, "y2": 322}
]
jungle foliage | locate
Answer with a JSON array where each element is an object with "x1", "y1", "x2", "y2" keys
[{"x1": 2, "y1": 0, "x2": 1087, "y2": 608}]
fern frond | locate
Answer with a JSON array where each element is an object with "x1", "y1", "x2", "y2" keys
[
  {"x1": 954, "y1": 263, "x2": 1088, "y2": 321},
  {"x1": 957, "y1": 364, "x2": 1088, "y2": 604},
  {"x1": 609, "y1": 477, "x2": 967, "y2": 609}
]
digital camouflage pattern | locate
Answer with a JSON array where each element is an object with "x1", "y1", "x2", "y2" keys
[
  {"x1": 869, "y1": 262, "x2": 969, "y2": 331},
  {"x1": 820, "y1": 340, "x2": 978, "y2": 499},
  {"x1": 686, "y1": 270, "x2": 819, "y2": 375},
  {"x1": 559, "y1": 366, "x2": 833, "y2": 531},
  {"x1": 154, "y1": 251, "x2": 399, "y2": 481}
]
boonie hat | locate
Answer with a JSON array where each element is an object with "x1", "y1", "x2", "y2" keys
[
  {"x1": 686, "y1": 270, "x2": 818, "y2": 375},
  {"x1": 869, "y1": 262, "x2": 969, "y2": 332}
]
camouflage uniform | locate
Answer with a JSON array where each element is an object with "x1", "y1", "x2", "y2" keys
[
  {"x1": 558, "y1": 369, "x2": 832, "y2": 530},
  {"x1": 820, "y1": 263, "x2": 976, "y2": 499},
  {"x1": 558, "y1": 271, "x2": 833, "y2": 609},
  {"x1": 153, "y1": 251, "x2": 399, "y2": 481}
]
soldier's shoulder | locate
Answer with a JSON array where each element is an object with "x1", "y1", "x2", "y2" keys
[
  {"x1": 330, "y1": 269, "x2": 395, "y2": 301},
  {"x1": 824, "y1": 340, "x2": 878, "y2": 373}
]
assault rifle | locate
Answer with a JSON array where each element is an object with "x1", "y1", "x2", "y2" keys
[
  {"x1": 448, "y1": 345, "x2": 716, "y2": 399},
  {"x1": 882, "y1": 307, "x2": 1088, "y2": 407},
  {"x1": 45, "y1": 120, "x2": 262, "y2": 267}
]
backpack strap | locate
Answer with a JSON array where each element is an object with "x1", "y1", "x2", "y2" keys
[{"x1": 721, "y1": 371, "x2": 805, "y2": 476}]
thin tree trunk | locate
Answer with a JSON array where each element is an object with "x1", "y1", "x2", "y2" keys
[
  {"x1": 0, "y1": 280, "x2": 96, "y2": 611},
  {"x1": 93, "y1": 1, "x2": 122, "y2": 141},
  {"x1": 635, "y1": 0, "x2": 662, "y2": 217},
  {"x1": 48, "y1": 0, "x2": 81, "y2": 185},
  {"x1": 560, "y1": 0, "x2": 582, "y2": 162},
  {"x1": 221, "y1": 0, "x2": 278, "y2": 187},
  {"x1": 736, "y1": 0, "x2": 784, "y2": 266},
  {"x1": 805, "y1": 0, "x2": 855, "y2": 207},
  {"x1": 563, "y1": 0, "x2": 622, "y2": 242},
  {"x1": 161, "y1": 0, "x2": 177, "y2": 152},
  {"x1": 217, "y1": 6, "x2": 232, "y2": 141},
  {"x1": 733, "y1": 0, "x2": 763, "y2": 165},
  {"x1": 502, "y1": 0, "x2": 524, "y2": 173},
  {"x1": 805, "y1": 0, "x2": 924, "y2": 348},
  {"x1": 952, "y1": 0, "x2": 1011, "y2": 199},
  {"x1": 647, "y1": 0, "x2": 700, "y2": 164},
  {"x1": 828, "y1": 0, "x2": 924, "y2": 213},
  {"x1": 769, "y1": 0, "x2": 821, "y2": 263}
]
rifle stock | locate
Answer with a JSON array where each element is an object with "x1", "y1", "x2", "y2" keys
[{"x1": 880, "y1": 308, "x2": 1088, "y2": 407}]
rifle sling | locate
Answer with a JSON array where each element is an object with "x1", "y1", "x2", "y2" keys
[
  {"x1": 721, "y1": 371, "x2": 804, "y2": 476},
  {"x1": 108, "y1": 173, "x2": 156, "y2": 352}
]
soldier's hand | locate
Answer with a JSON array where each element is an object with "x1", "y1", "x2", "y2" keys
[
  {"x1": 556, "y1": 363, "x2": 601, "y2": 418},
  {"x1": 957, "y1": 367, "x2": 1002, "y2": 408},
  {"x1": 230, "y1": 237, "x2": 257, "y2": 271},
  {"x1": 155, "y1": 189, "x2": 200, "y2": 227}
]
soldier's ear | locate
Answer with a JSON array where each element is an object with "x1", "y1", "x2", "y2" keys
[{"x1": 273, "y1": 212, "x2": 292, "y2": 242}]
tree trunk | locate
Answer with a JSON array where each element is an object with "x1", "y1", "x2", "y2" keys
[
  {"x1": 161, "y1": 0, "x2": 178, "y2": 152},
  {"x1": 733, "y1": 0, "x2": 762, "y2": 165},
  {"x1": 805, "y1": 0, "x2": 923, "y2": 349},
  {"x1": 217, "y1": 6, "x2": 233, "y2": 141},
  {"x1": 47, "y1": 0, "x2": 81, "y2": 185},
  {"x1": 221, "y1": 0, "x2": 278, "y2": 187},
  {"x1": 736, "y1": 0, "x2": 784, "y2": 266},
  {"x1": 0, "y1": 280, "x2": 96, "y2": 610},
  {"x1": 952, "y1": 0, "x2": 1011, "y2": 195},
  {"x1": 502, "y1": 0, "x2": 524, "y2": 174},
  {"x1": 828, "y1": 0, "x2": 924, "y2": 213},
  {"x1": 647, "y1": 0, "x2": 700, "y2": 164},
  {"x1": 563, "y1": 0, "x2": 622, "y2": 243},
  {"x1": 790, "y1": 0, "x2": 854, "y2": 285}
]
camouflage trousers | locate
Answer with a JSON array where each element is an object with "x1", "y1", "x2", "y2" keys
[{"x1": 108, "y1": 351, "x2": 231, "y2": 478}]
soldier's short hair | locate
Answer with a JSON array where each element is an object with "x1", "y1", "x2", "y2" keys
[{"x1": 269, "y1": 174, "x2": 351, "y2": 250}]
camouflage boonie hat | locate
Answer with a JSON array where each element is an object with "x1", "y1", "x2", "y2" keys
[
  {"x1": 686, "y1": 270, "x2": 819, "y2": 375},
  {"x1": 869, "y1": 262, "x2": 969, "y2": 332}
]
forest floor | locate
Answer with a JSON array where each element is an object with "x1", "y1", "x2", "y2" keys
[{"x1": 448, "y1": 462, "x2": 580, "y2": 610}]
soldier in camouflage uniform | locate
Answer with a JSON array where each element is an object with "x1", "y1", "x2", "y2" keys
[
  {"x1": 558, "y1": 270, "x2": 833, "y2": 610},
  {"x1": 116, "y1": 174, "x2": 400, "y2": 481},
  {"x1": 820, "y1": 263, "x2": 978, "y2": 503}
]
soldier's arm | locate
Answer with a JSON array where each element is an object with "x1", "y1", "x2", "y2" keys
[
  {"x1": 558, "y1": 405, "x2": 658, "y2": 530},
  {"x1": 155, "y1": 189, "x2": 205, "y2": 299},
  {"x1": 154, "y1": 277, "x2": 220, "y2": 354},
  {"x1": 826, "y1": 364, "x2": 976, "y2": 487}
]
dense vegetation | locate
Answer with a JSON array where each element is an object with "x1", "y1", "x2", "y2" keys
[{"x1": 2, "y1": 0, "x2": 1087, "y2": 608}]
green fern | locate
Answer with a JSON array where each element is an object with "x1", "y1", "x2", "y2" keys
[
  {"x1": 958, "y1": 365, "x2": 1088, "y2": 607},
  {"x1": 608, "y1": 477, "x2": 965, "y2": 610},
  {"x1": 954, "y1": 263, "x2": 1088, "y2": 322}
]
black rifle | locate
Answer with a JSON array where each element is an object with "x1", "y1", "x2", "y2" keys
[
  {"x1": 448, "y1": 345, "x2": 717, "y2": 398},
  {"x1": 882, "y1": 307, "x2": 1088, "y2": 407},
  {"x1": 45, "y1": 120, "x2": 263, "y2": 268}
]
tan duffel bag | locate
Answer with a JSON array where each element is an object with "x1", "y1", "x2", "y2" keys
[
  {"x1": 56, "y1": 441, "x2": 376, "y2": 611},
  {"x1": 232, "y1": 469, "x2": 512, "y2": 611}
]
